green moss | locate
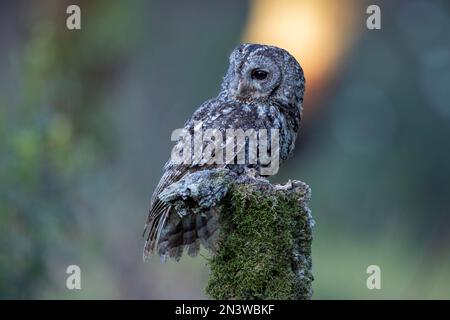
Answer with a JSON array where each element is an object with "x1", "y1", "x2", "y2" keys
[{"x1": 206, "y1": 183, "x2": 313, "y2": 300}]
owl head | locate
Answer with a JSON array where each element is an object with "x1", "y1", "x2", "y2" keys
[{"x1": 220, "y1": 43, "x2": 305, "y2": 112}]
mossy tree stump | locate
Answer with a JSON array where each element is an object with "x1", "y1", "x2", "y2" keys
[
  {"x1": 206, "y1": 180, "x2": 313, "y2": 300},
  {"x1": 159, "y1": 168, "x2": 314, "y2": 300}
]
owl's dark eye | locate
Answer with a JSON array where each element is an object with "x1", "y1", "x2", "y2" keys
[{"x1": 251, "y1": 69, "x2": 269, "y2": 81}]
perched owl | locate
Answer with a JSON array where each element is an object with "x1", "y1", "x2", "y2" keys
[{"x1": 143, "y1": 44, "x2": 305, "y2": 261}]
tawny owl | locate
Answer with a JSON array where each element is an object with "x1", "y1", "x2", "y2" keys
[{"x1": 143, "y1": 44, "x2": 305, "y2": 261}]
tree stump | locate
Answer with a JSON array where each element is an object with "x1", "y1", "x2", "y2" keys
[{"x1": 159, "y1": 168, "x2": 314, "y2": 300}]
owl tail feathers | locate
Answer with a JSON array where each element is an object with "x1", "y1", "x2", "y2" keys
[
  {"x1": 143, "y1": 168, "x2": 228, "y2": 262},
  {"x1": 142, "y1": 204, "x2": 171, "y2": 262},
  {"x1": 144, "y1": 209, "x2": 220, "y2": 262}
]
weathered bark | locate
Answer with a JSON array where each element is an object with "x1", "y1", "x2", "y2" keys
[{"x1": 159, "y1": 168, "x2": 314, "y2": 300}]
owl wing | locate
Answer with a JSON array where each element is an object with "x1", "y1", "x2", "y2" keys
[
  {"x1": 143, "y1": 99, "x2": 226, "y2": 260},
  {"x1": 143, "y1": 162, "x2": 189, "y2": 260}
]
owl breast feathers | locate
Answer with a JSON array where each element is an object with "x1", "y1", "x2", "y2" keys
[{"x1": 143, "y1": 43, "x2": 305, "y2": 261}]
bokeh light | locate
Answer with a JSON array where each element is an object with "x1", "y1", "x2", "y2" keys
[{"x1": 242, "y1": 0, "x2": 363, "y2": 112}]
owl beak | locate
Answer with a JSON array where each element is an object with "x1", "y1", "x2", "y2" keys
[{"x1": 236, "y1": 80, "x2": 252, "y2": 100}]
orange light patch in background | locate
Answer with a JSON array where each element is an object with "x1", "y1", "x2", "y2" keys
[{"x1": 242, "y1": 0, "x2": 363, "y2": 116}]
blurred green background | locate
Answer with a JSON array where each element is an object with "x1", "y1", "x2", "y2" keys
[{"x1": 1, "y1": 0, "x2": 450, "y2": 299}]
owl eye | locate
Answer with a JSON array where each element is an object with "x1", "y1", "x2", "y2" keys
[{"x1": 251, "y1": 69, "x2": 269, "y2": 81}]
